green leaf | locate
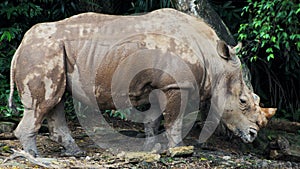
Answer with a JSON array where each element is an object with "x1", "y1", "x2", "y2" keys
[
  {"x1": 285, "y1": 42, "x2": 290, "y2": 49},
  {"x1": 250, "y1": 55, "x2": 258, "y2": 62},
  {"x1": 243, "y1": 6, "x2": 249, "y2": 13},
  {"x1": 267, "y1": 54, "x2": 274, "y2": 61},
  {"x1": 253, "y1": 1, "x2": 258, "y2": 8},
  {"x1": 282, "y1": 32, "x2": 288, "y2": 39},
  {"x1": 274, "y1": 44, "x2": 280, "y2": 50},
  {"x1": 266, "y1": 48, "x2": 273, "y2": 53},
  {"x1": 289, "y1": 34, "x2": 296, "y2": 40},
  {"x1": 267, "y1": 135, "x2": 273, "y2": 141},
  {"x1": 2, "y1": 145, "x2": 10, "y2": 152},
  {"x1": 261, "y1": 41, "x2": 266, "y2": 48},
  {"x1": 238, "y1": 34, "x2": 247, "y2": 40},
  {"x1": 223, "y1": 1, "x2": 233, "y2": 8},
  {"x1": 0, "y1": 31, "x2": 12, "y2": 41},
  {"x1": 263, "y1": 34, "x2": 270, "y2": 39},
  {"x1": 296, "y1": 41, "x2": 300, "y2": 51},
  {"x1": 200, "y1": 157, "x2": 207, "y2": 161}
]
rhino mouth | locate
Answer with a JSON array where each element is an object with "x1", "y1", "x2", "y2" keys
[
  {"x1": 222, "y1": 122, "x2": 259, "y2": 143},
  {"x1": 234, "y1": 127, "x2": 258, "y2": 143}
]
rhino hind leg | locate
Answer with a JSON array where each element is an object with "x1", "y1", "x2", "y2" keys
[
  {"x1": 14, "y1": 86, "x2": 66, "y2": 157},
  {"x1": 13, "y1": 40, "x2": 67, "y2": 157},
  {"x1": 46, "y1": 101, "x2": 85, "y2": 157},
  {"x1": 14, "y1": 78, "x2": 55, "y2": 157},
  {"x1": 14, "y1": 109, "x2": 43, "y2": 157}
]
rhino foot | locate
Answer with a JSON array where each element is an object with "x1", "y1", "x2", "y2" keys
[
  {"x1": 15, "y1": 133, "x2": 39, "y2": 157},
  {"x1": 27, "y1": 149, "x2": 39, "y2": 157},
  {"x1": 16, "y1": 147, "x2": 39, "y2": 158},
  {"x1": 61, "y1": 149, "x2": 86, "y2": 157},
  {"x1": 143, "y1": 136, "x2": 156, "y2": 152}
]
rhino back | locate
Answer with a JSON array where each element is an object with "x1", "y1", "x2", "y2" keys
[{"x1": 15, "y1": 9, "x2": 225, "y2": 110}]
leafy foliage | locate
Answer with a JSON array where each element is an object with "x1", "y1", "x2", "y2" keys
[
  {"x1": 105, "y1": 109, "x2": 128, "y2": 120},
  {"x1": 237, "y1": 0, "x2": 300, "y2": 121},
  {"x1": 238, "y1": 0, "x2": 300, "y2": 63},
  {"x1": 0, "y1": 1, "x2": 42, "y2": 73},
  {"x1": 0, "y1": 1, "x2": 44, "y2": 120}
]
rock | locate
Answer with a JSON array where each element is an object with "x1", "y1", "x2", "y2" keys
[
  {"x1": 270, "y1": 150, "x2": 280, "y2": 159},
  {"x1": 220, "y1": 161, "x2": 230, "y2": 166},
  {"x1": 168, "y1": 146, "x2": 194, "y2": 157},
  {"x1": 85, "y1": 156, "x2": 92, "y2": 161},
  {"x1": 222, "y1": 155, "x2": 231, "y2": 160},
  {"x1": 117, "y1": 151, "x2": 160, "y2": 162},
  {"x1": 286, "y1": 161, "x2": 292, "y2": 168},
  {"x1": 292, "y1": 162, "x2": 298, "y2": 168},
  {"x1": 269, "y1": 136, "x2": 300, "y2": 162},
  {"x1": 261, "y1": 160, "x2": 269, "y2": 168}
]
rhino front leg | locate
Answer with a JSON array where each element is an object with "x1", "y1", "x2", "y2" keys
[
  {"x1": 143, "y1": 89, "x2": 167, "y2": 151},
  {"x1": 164, "y1": 89, "x2": 188, "y2": 148},
  {"x1": 46, "y1": 101, "x2": 84, "y2": 157},
  {"x1": 143, "y1": 114, "x2": 162, "y2": 151},
  {"x1": 14, "y1": 109, "x2": 44, "y2": 157}
]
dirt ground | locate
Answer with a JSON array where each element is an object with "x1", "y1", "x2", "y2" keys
[{"x1": 0, "y1": 117, "x2": 300, "y2": 169}]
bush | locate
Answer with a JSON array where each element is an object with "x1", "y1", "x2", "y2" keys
[
  {"x1": 238, "y1": 0, "x2": 300, "y2": 62},
  {"x1": 238, "y1": 0, "x2": 300, "y2": 121}
]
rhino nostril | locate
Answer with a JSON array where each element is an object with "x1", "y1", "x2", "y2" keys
[
  {"x1": 249, "y1": 128, "x2": 257, "y2": 139},
  {"x1": 256, "y1": 120, "x2": 261, "y2": 127}
]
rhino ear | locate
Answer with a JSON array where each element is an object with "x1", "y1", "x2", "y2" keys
[
  {"x1": 217, "y1": 40, "x2": 242, "y2": 60},
  {"x1": 217, "y1": 40, "x2": 230, "y2": 59}
]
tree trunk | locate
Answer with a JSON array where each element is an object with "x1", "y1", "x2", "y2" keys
[
  {"x1": 174, "y1": 0, "x2": 253, "y2": 91},
  {"x1": 175, "y1": 0, "x2": 236, "y2": 46}
]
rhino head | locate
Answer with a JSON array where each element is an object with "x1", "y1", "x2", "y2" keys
[{"x1": 215, "y1": 41, "x2": 276, "y2": 143}]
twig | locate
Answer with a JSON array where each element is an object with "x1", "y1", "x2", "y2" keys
[{"x1": 2, "y1": 149, "x2": 59, "y2": 168}]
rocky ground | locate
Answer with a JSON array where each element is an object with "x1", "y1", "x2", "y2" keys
[{"x1": 0, "y1": 117, "x2": 300, "y2": 168}]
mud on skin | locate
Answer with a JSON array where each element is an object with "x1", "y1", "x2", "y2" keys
[{"x1": 9, "y1": 8, "x2": 275, "y2": 156}]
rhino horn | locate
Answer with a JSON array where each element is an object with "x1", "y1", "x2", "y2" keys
[{"x1": 261, "y1": 107, "x2": 277, "y2": 119}]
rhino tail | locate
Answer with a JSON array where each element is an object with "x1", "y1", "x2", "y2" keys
[{"x1": 8, "y1": 49, "x2": 18, "y2": 112}]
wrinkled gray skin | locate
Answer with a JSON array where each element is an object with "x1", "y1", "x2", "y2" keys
[{"x1": 9, "y1": 9, "x2": 274, "y2": 157}]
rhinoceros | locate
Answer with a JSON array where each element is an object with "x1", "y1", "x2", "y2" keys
[{"x1": 9, "y1": 8, "x2": 275, "y2": 156}]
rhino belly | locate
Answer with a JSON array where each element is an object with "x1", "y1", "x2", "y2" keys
[{"x1": 66, "y1": 66, "x2": 154, "y2": 111}]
